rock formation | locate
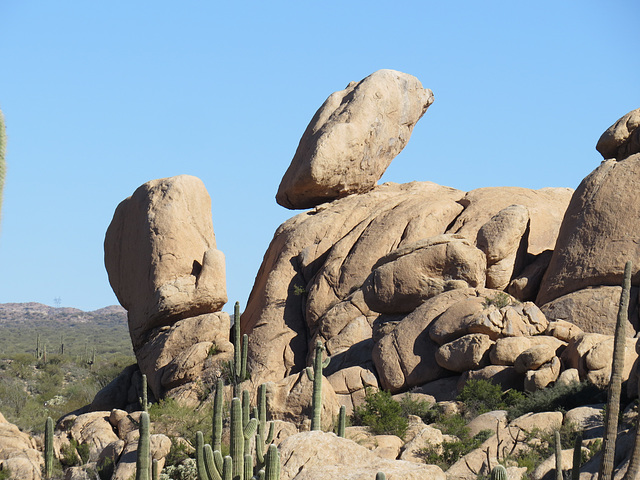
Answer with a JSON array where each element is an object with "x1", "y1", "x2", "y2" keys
[
  {"x1": 104, "y1": 175, "x2": 232, "y2": 401},
  {"x1": 276, "y1": 69, "x2": 434, "y2": 209}
]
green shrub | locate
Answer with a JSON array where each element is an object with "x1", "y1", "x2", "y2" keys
[
  {"x1": 418, "y1": 429, "x2": 493, "y2": 470},
  {"x1": 507, "y1": 381, "x2": 605, "y2": 420},
  {"x1": 398, "y1": 394, "x2": 440, "y2": 424},
  {"x1": 352, "y1": 390, "x2": 408, "y2": 438}
]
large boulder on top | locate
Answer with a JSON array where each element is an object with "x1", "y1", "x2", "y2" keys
[
  {"x1": 276, "y1": 69, "x2": 434, "y2": 210},
  {"x1": 596, "y1": 107, "x2": 640, "y2": 160},
  {"x1": 104, "y1": 175, "x2": 228, "y2": 347},
  {"x1": 537, "y1": 153, "x2": 640, "y2": 307},
  {"x1": 0, "y1": 411, "x2": 42, "y2": 480}
]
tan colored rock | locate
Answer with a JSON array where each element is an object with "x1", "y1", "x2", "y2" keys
[
  {"x1": 246, "y1": 181, "x2": 465, "y2": 384},
  {"x1": 372, "y1": 289, "x2": 484, "y2": 392},
  {"x1": 596, "y1": 108, "x2": 640, "y2": 160},
  {"x1": 68, "y1": 412, "x2": 119, "y2": 462},
  {"x1": 264, "y1": 371, "x2": 340, "y2": 431},
  {"x1": 490, "y1": 336, "x2": 532, "y2": 365},
  {"x1": 401, "y1": 424, "x2": 444, "y2": 463},
  {"x1": 531, "y1": 448, "x2": 581, "y2": 480},
  {"x1": 540, "y1": 286, "x2": 638, "y2": 337},
  {"x1": 371, "y1": 434, "x2": 403, "y2": 459},
  {"x1": 583, "y1": 336, "x2": 638, "y2": 388},
  {"x1": 546, "y1": 319, "x2": 584, "y2": 343},
  {"x1": 476, "y1": 204, "x2": 530, "y2": 290},
  {"x1": 135, "y1": 312, "x2": 233, "y2": 397},
  {"x1": 429, "y1": 293, "x2": 547, "y2": 345},
  {"x1": 113, "y1": 431, "x2": 170, "y2": 480},
  {"x1": 362, "y1": 234, "x2": 486, "y2": 314},
  {"x1": 564, "y1": 405, "x2": 605, "y2": 439},
  {"x1": 277, "y1": 431, "x2": 446, "y2": 480},
  {"x1": 537, "y1": 154, "x2": 640, "y2": 305},
  {"x1": 466, "y1": 410, "x2": 508, "y2": 438},
  {"x1": 90, "y1": 364, "x2": 138, "y2": 412},
  {"x1": 523, "y1": 356, "x2": 561, "y2": 392},
  {"x1": 435, "y1": 334, "x2": 494, "y2": 372},
  {"x1": 327, "y1": 366, "x2": 378, "y2": 414},
  {"x1": 508, "y1": 250, "x2": 553, "y2": 302},
  {"x1": 510, "y1": 411, "x2": 563, "y2": 434},
  {"x1": 412, "y1": 377, "x2": 460, "y2": 402},
  {"x1": 447, "y1": 186, "x2": 573, "y2": 256},
  {"x1": 556, "y1": 368, "x2": 580, "y2": 387},
  {"x1": 277, "y1": 70, "x2": 434, "y2": 209},
  {"x1": 514, "y1": 344, "x2": 557, "y2": 373},
  {"x1": 562, "y1": 332, "x2": 609, "y2": 379},
  {"x1": 105, "y1": 175, "x2": 227, "y2": 346},
  {"x1": 0, "y1": 413, "x2": 42, "y2": 480}
]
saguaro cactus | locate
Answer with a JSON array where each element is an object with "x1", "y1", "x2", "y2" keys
[
  {"x1": 264, "y1": 444, "x2": 280, "y2": 480},
  {"x1": 232, "y1": 302, "x2": 248, "y2": 395},
  {"x1": 254, "y1": 383, "x2": 275, "y2": 473},
  {"x1": 212, "y1": 378, "x2": 224, "y2": 452},
  {"x1": 599, "y1": 260, "x2": 632, "y2": 480},
  {"x1": 139, "y1": 373, "x2": 148, "y2": 412},
  {"x1": 573, "y1": 432, "x2": 582, "y2": 480},
  {"x1": 136, "y1": 411, "x2": 151, "y2": 480},
  {"x1": 490, "y1": 465, "x2": 507, "y2": 480},
  {"x1": 554, "y1": 430, "x2": 563, "y2": 480},
  {"x1": 306, "y1": 340, "x2": 330, "y2": 431},
  {"x1": 337, "y1": 405, "x2": 346, "y2": 437},
  {"x1": 230, "y1": 396, "x2": 257, "y2": 480},
  {"x1": 44, "y1": 416, "x2": 54, "y2": 479}
]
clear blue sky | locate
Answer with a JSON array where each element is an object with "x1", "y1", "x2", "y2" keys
[{"x1": 0, "y1": 1, "x2": 638, "y2": 312}]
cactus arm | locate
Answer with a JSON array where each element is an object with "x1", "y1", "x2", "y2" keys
[
  {"x1": 230, "y1": 397, "x2": 245, "y2": 480},
  {"x1": 213, "y1": 378, "x2": 224, "y2": 452},
  {"x1": 241, "y1": 334, "x2": 248, "y2": 381},
  {"x1": 599, "y1": 260, "x2": 631, "y2": 480},
  {"x1": 223, "y1": 456, "x2": 233, "y2": 480},
  {"x1": 375, "y1": 473, "x2": 386, "y2": 480},
  {"x1": 243, "y1": 454, "x2": 253, "y2": 480},
  {"x1": 305, "y1": 367, "x2": 314, "y2": 382},
  {"x1": 234, "y1": 302, "x2": 241, "y2": 378},
  {"x1": 204, "y1": 444, "x2": 223, "y2": 480},
  {"x1": 322, "y1": 357, "x2": 330, "y2": 369},
  {"x1": 44, "y1": 416, "x2": 54, "y2": 479},
  {"x1": 135, "y1": 412, "x2": 151, "y2": 480},
  {"x1": 196, "y1": 431, "x2": 208, "y2": 480},
  {"x1": 152, "y1": 458, "x2": 159, "y2": 480},
  {"x1": 214, "y1": 449, "x2": 224, "y2": 475}
]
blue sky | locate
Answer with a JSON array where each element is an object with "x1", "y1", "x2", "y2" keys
[{"x1": 0, "y1": 1, "x2": 638, "y2": 313}]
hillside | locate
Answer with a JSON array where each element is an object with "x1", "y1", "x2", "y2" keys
[{"x1": 0, "y1": 302, "x2": 132, "y2": 358}]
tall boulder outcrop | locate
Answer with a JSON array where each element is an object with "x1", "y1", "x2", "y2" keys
[
  {"x1": 276, "y1": 69, "x2": 434, "y2": 209},
  {"x1": 105, "y1": 175, "x2": 232, "y2": 399},
  {"x1": 537, "y1": 108, "x2": 640, "y2": 336}
]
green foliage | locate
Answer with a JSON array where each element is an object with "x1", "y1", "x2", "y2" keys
[
  {"x1": 0, "y1": 468, "x2": 11, "y2": 480},
  {"x1": 149, "y1": 398, "x2": 213, "y2": 444},
  {"x1": 352, "y1": 389, "x2": 408, "y2": 439},
  {"x1": 458, "y1": 379, "x2": 511, "y2": 417},
  {"x1": 482, "y1": 292, "x2": 513, "y2": 309},
  {"x1": 507, "y1": 381, "x2": 605, "y2": 420},
  {"x1": 417, "y1": 428, "x2": 493, "y2": 470},
  {"x1": 398, "y1": 394, "x2": 440, "y2": 424}
]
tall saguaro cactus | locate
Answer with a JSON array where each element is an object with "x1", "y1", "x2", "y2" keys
[
  {"x1": 306, "y1": 340, "x2": 330, "y2": 431},
  {"x1": 136, "y1": 411, "x2": 151, "y2": 480},
  {"x1": 232, "y1": 302, "x2": 248, "y2": 395},
  {"x1": 230, "y1": 396, "x2": 258, "y2": 480},
  {"x1": 212, "y1": 378, "x2": 224, "y2": 452},
  {"x1": 44, "y1": 416, "x2": 54, "y2": 479},
  {"x1": 554, "y1": 430, "x2": 563, "y2": 480},
  {"x1": 599, "y1": 260, "x2": 632, "y2": 480}
]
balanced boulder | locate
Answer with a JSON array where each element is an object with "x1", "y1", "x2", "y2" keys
[
  {"x1": 276, "y1": 69, "x2": 434, "y2": 209},
  {"x1": 596, "y1": 107, "x2": 640, "y2": 160}
]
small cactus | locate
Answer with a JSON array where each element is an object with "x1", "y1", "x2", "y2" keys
[
  {"x1": 375, "y1": 473, "x2": 386, "y2": 480},
  {"x1": 44, "y1": 416, "x2": 54, "y2": 479},
  {"x1": 306, "y1": 340, "x2": 330, "y2": 431},
  {"x1": 337, "y1": 405, "x2": 346, "y2": 437},
  {"x1": 490, "y1": 464, "x2": 507, "y2": 480},
  {"x1": 572, "y1": 432, "x2": 582, "y2": 480}
]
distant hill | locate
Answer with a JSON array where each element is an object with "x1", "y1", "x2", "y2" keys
[{"x1": 0, "y1": 303, "x2": 132, "y2": 358}]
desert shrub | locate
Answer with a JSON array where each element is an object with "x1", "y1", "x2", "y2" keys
[
  {"x1": 149, "y1": 397, "x2": 213, "y2": 444},
  {"x1": 352, "y1": 389, "x2": 408, "y2": 438},
  {"x1": 507, "y1": 381, "x2": 605, "y2": 420},
  {"x1": 458, "y1": 379, "x2": 525, "y2": 418},
  {"x1": 399, "y1": 394, "x2": 440, "y2": 424},
  {"x1": 418, "y1": 428, "x2": 493, "y2": 470}
]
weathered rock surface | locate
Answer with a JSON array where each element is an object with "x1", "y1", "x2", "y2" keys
[
  {"x1": 435, "y1": 333, "x2": 494, "y2": 372},
  {"x1": 245, "y1": 181, "x2": 465, "y2": 384},
  {"x1": 264, "y1": 371, "x2": 340, "y2": 431},
  {"x1": 105, "y1": 175, "x2": 227, "y2": 346},
  {"x1": 537, "y1": 154, "x2": 640, "y2": 307},
  {"x1": 276, "y1": 69, "x2": 434, "y2": 209},
  {"x1": 362, "y1": 234, "x2": 486, "y2": 314},
  {"x1": 596, "y1": 107, "x2": 640, "y2": 160},
  {"x1": 327, "y1": 366, "x2": 378, "y2": 414},
  {"x1": 540, "y1": 286, "x2": 638, "y2": 337},
  {"x1": 277, "y1": 431, "x2": 446, "y2": 480},
  {"x1": 476, "y1": 204, "x2": 529, "y2": 290},
  {"x1": 0, "y1": 411, "x2": 42, "y2": 480},
  {"x1": 447, "y1": 187, "x2": 573, "y2": 256},
  {"x1": 508, "y1": 250, "x2": 553, "y2": 301}
]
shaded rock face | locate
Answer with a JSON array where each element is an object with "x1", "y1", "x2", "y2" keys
[
  {"x1": 276, "y1": 69, "x2": 434, "y2": 209},
  {"x1": 0, "y1": 411, "x2": 42, "y2": 480},
  {"x1": 244, "y1": 179, "x2": 572, "y2": 386},
  {"x1": 104, "y1": 175, "x2": 231, "y2": 400}
]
